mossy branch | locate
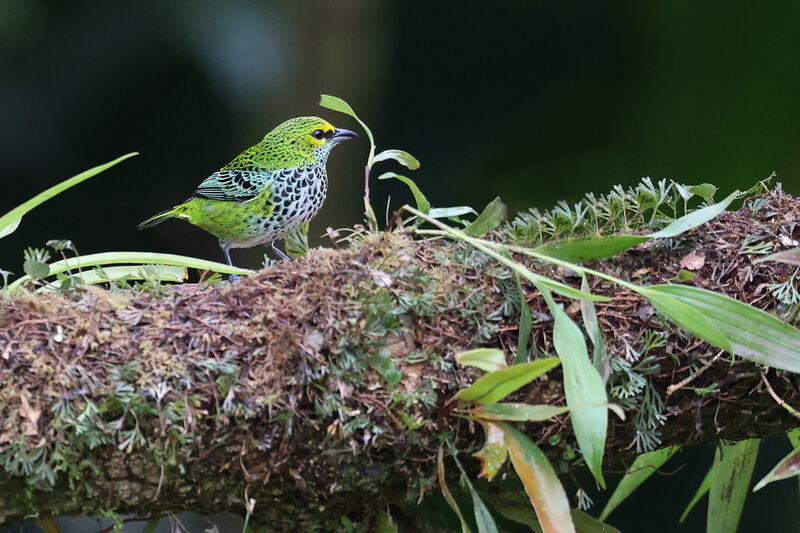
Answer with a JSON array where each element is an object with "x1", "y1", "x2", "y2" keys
[{"x1": 1, "y1": 188, "x2": 799, "y2": 530}]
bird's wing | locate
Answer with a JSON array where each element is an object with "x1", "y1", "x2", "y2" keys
[{"x1": 193, "y1": 170, "x2": 271, "y2": 202}]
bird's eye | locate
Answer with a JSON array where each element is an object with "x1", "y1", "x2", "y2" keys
[{"x1": 311, "y1": 129, "x2": 325, "y2": 140}]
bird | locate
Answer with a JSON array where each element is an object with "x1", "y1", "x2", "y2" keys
[{"x1": 137, "y1": 116, "x2": 357, "y2": 267}]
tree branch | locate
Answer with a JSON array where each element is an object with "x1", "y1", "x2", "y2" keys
[{"x1": 1, "y1": 188, "x2": 799, "y2": 529}]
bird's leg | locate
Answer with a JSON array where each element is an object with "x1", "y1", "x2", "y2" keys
[
  {"x1": 270, "y1": 241, "x2": 290, "y2": 261},
  {"x1": 219, "y1": 240, "x2": 239, "y2": 282}
]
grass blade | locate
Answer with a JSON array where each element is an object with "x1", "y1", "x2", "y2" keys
[
  {"x1": 0, "y1": 153, "x2": 137, "y2": 240},
  {"x1": 514, "y1": 273, "x2": 534, "y2": 365},
  {"x1": 580, "y1": 275, "x2": 608, "y2": 377},
  {"x1": 468, "y1": 483, "x2": 500, "y2": 533},
  {"x1": 708, "y1": 439, "x2": 759, "y2": 533},
  {"x1": 438, "y1": 445, "x2": 473, "y2": 533},
  {"x1": 600, "y1": 446, "x2": 680, "y2": 520},
  {"x1": 644, "y1": 284, "x2": 800, "y2": 372},
  {"x1": 454, "y1": 358, "x2": 561, "y2": 404},
  {"x1": 40, "y1": 265, "x2": 186, "y2": 291},
  {"x1": 648, "y1": 189, "x2": 738, "y2": 238},
  {"x1": 540, "y1": 287, "x2": 608, "y2": 488},
  {"x1": 377, "y1": 172, "x2": 430, "y2": 214},
  {"x1": 501, "y1": 423, "x2": 576, "y2": 533},
  {"x1": 9, "y1": 251, "x2": 251, "y2": 291},
  {"x1": 680, "y1": 464, "x2": 713, "y2": 523}
]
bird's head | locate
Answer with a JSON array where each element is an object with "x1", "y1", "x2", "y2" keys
[{"x1": 263, "y1": 116, "x2": 358, "y2": 167}]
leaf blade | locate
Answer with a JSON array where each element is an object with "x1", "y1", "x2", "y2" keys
[
  {"x1": 0, "y1": 153, "x2": 137, "y2": 240},
  {"x1": 540, "y1": 288, "x2": 608, "y2": 488},
  {"x1": 707, "y1": 439, "x2": 759, "y2": 533},
  {"x1": 463, "y1": 197, "x2": 508, "y2": 238},
  {"x1": 372, "y1": 149, "x2": 421, "y2": 170},
  {"x1": 455, "y1": 358, "x2": 561, "y2": 404},
  {"x1": 377, "y1": 172, "x2": 430, "y2": 214},
  {"x1": 600, "y1": 446, "x2": 680, "y2": 520},
  {"x1": 455, "y1": 348, "x2": 508, "y2": 372},
  {"x1": 501, "y1": 423, "x2": 576, "y2": 533}
]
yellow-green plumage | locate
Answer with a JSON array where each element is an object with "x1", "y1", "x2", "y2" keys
[{"x1": 138, "y1": 116, "x2": 356, "y2": 265}]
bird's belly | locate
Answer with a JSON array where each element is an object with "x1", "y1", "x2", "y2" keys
[{"x1": 182, "y1": 185, "x2": 325, "y2": 248}]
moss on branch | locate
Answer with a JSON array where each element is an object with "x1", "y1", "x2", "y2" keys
[{"x1": 1, "y1": 188, "x2": 800, "y2": 529}]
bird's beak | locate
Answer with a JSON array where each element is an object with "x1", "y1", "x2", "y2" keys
[{"x1": 331, "y1": 128, "x2": 358, "y2": 143}]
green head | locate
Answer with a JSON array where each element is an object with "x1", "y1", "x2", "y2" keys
[{"x1": 224, "y1": 116, "x2": 358, "y2": 171}]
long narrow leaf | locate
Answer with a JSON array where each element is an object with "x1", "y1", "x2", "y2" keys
[
  {"x1": 635, "y1": 286, "x2": 732, "y2": 353},
  {"x1": 540, "y1": 288, "x2": 607, "y2": 488},
  {"x1": 465, "y1": 403, "x2": 569, "y2": 422},
  {"x1": 463, "y1": 197, "x2": 508, "y2": 238},
  {"x1": 9, "y1": 251, "x2": 251, "y2": 291},
  {"x1": 680, "y1": 465, "x2": 713, "y2": 523},
  {"x1": 438, "y1": 445, "x2": 473, "y2": 533},
  {"x1": 753, "y1": 444, "x2": 800, "y2": 492},
  {"x1": 467, "y1": 481, "x2": 500, "y2": 533},
  {"x1": 0, "y1": 153, "x2": 137, "y2": 240},
  {"x1": 40, "y1": 265, "x2": 186, "y2": 291},
  {"x1": 531, "y1": 190, "x2": 739, "y2": 262},
  {"x1": 514, "y1": 273, "x2": 534, "y2": 365},
  {"x1": 378, "y1": 172, "x2": 430, "y2": 214},
  {"x1": 645, "y1": 284, "x2": 800, "y2": 372},
  {"x1": 501, "y1": 423, "x2": 576, "y2": 533},
  {"x1": 708, "y1": 439, "x2": 759, "y2": 533},
  {"x1": 455, "y1": 358, "x2": 560, "y2": 404},
  {"x1": 580, "y1": 275, "x2": 608, "y2": 377},
  {"x1": 600, "y1": 446, "x2": 680, "y2": 520}
]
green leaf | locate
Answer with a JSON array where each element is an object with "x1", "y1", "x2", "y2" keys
[
  {"x1": 600, "y1": 446, "x2": 680, "y2": 520},
  {"x1": 455, "y1": 348, "x2": 508, "y2": 372},
  {"x1": 688, "y1": 183, "x2": 718, "y2": 203},
  {"x1": 473, "y1": 420, "x2": 508, "y2": 480},
  {"x1": 635, "y1": 286, "x2": 732, "y2": 353},
  {"x1": 429, "y1": 206, "x2": 477, "y2": 219},
  {"x1": 340, "y1": 515, "x2": 354, "y2": 533},
  {"x1": 377, "y1": 172, "x2": 430, "y2": 214},
  {"x1": 501, "y1": 423, "x2": 576, "y2": 533},
  {"x1": 530, "y1": 189, "x2": 738, "y2": 262},
  {"x1": 680, "y1": 464, "x2": 713, "y2": 523},
  {"x1": 468, "y1": 483, "x2": 500, "y2": 533},
  {"x1": 580, "y1": 276, "x2": 608, "y2": 377},
  {"x1": 540, "y1": 288, "x2": 607, "y2": 489},
  {"x1": 464, "y1": 403, "x2": 569, "y2": 422},
  {"x1": 41, "y1": 265, "x2": 186, "y2": 291},
  {"x1": 0, "y1": 153, "x2": 137, "y2": 240},
  {"x1": 648, "y1": 189, "x2": 738, "y2": 238},
  {"x1": 753, "y1": 444, "x2": 800, "y2": 492},
  {"x1": 708, "y1": 439, "x2": 759, "y2": 533},
  {"x1": 454, "y1": 358, "x2": 561, "y2": 404},
  {"x1": 643, "y1": 284, "x2": 800, "y2": 372},
  {"x1": 8, "y1": 251, "x2": 251, "y2": 291},
  {"x1": 533, "y1": 235, "x2": 648, "y2": 263},
  {"x1": 514, "y1": 274, "x2": 534, "y2": 365},
  {"x1": 463, "y1": 197, "x2": 508, "y2": 237},
  {"x1": 319, "y1": 94, "x2": 375, "y2": 154},
  {"x1": 570, "y1": 510, "x2": 622, "y2": 533},
  {"x1": 438, "y1": 445, "x2": 473, "y2": 533},
  {"x1": 372, "y1": 149, "x2": 421, "y2": 170}
]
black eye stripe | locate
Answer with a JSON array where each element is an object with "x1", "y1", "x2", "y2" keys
[{"x1": 323, "y1": 130, "x2": 334, "y2": 140}]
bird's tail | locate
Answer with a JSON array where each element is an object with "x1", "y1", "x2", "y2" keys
[{"x1": 137, "y1": 208, "x2": 178, "y2": 230}]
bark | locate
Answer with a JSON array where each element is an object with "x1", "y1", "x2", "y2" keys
[{"x1": 1, "y1": 189, "x2": 799, "y2": 530}]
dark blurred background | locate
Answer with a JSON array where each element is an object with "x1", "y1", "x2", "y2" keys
[{"x1": 2, "y1": 1, "x2": 800, "y2": 532}]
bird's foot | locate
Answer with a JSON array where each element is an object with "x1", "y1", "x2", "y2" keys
[{"x1": 228, "y1": 274, "x2": 240, "y2": 283}]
